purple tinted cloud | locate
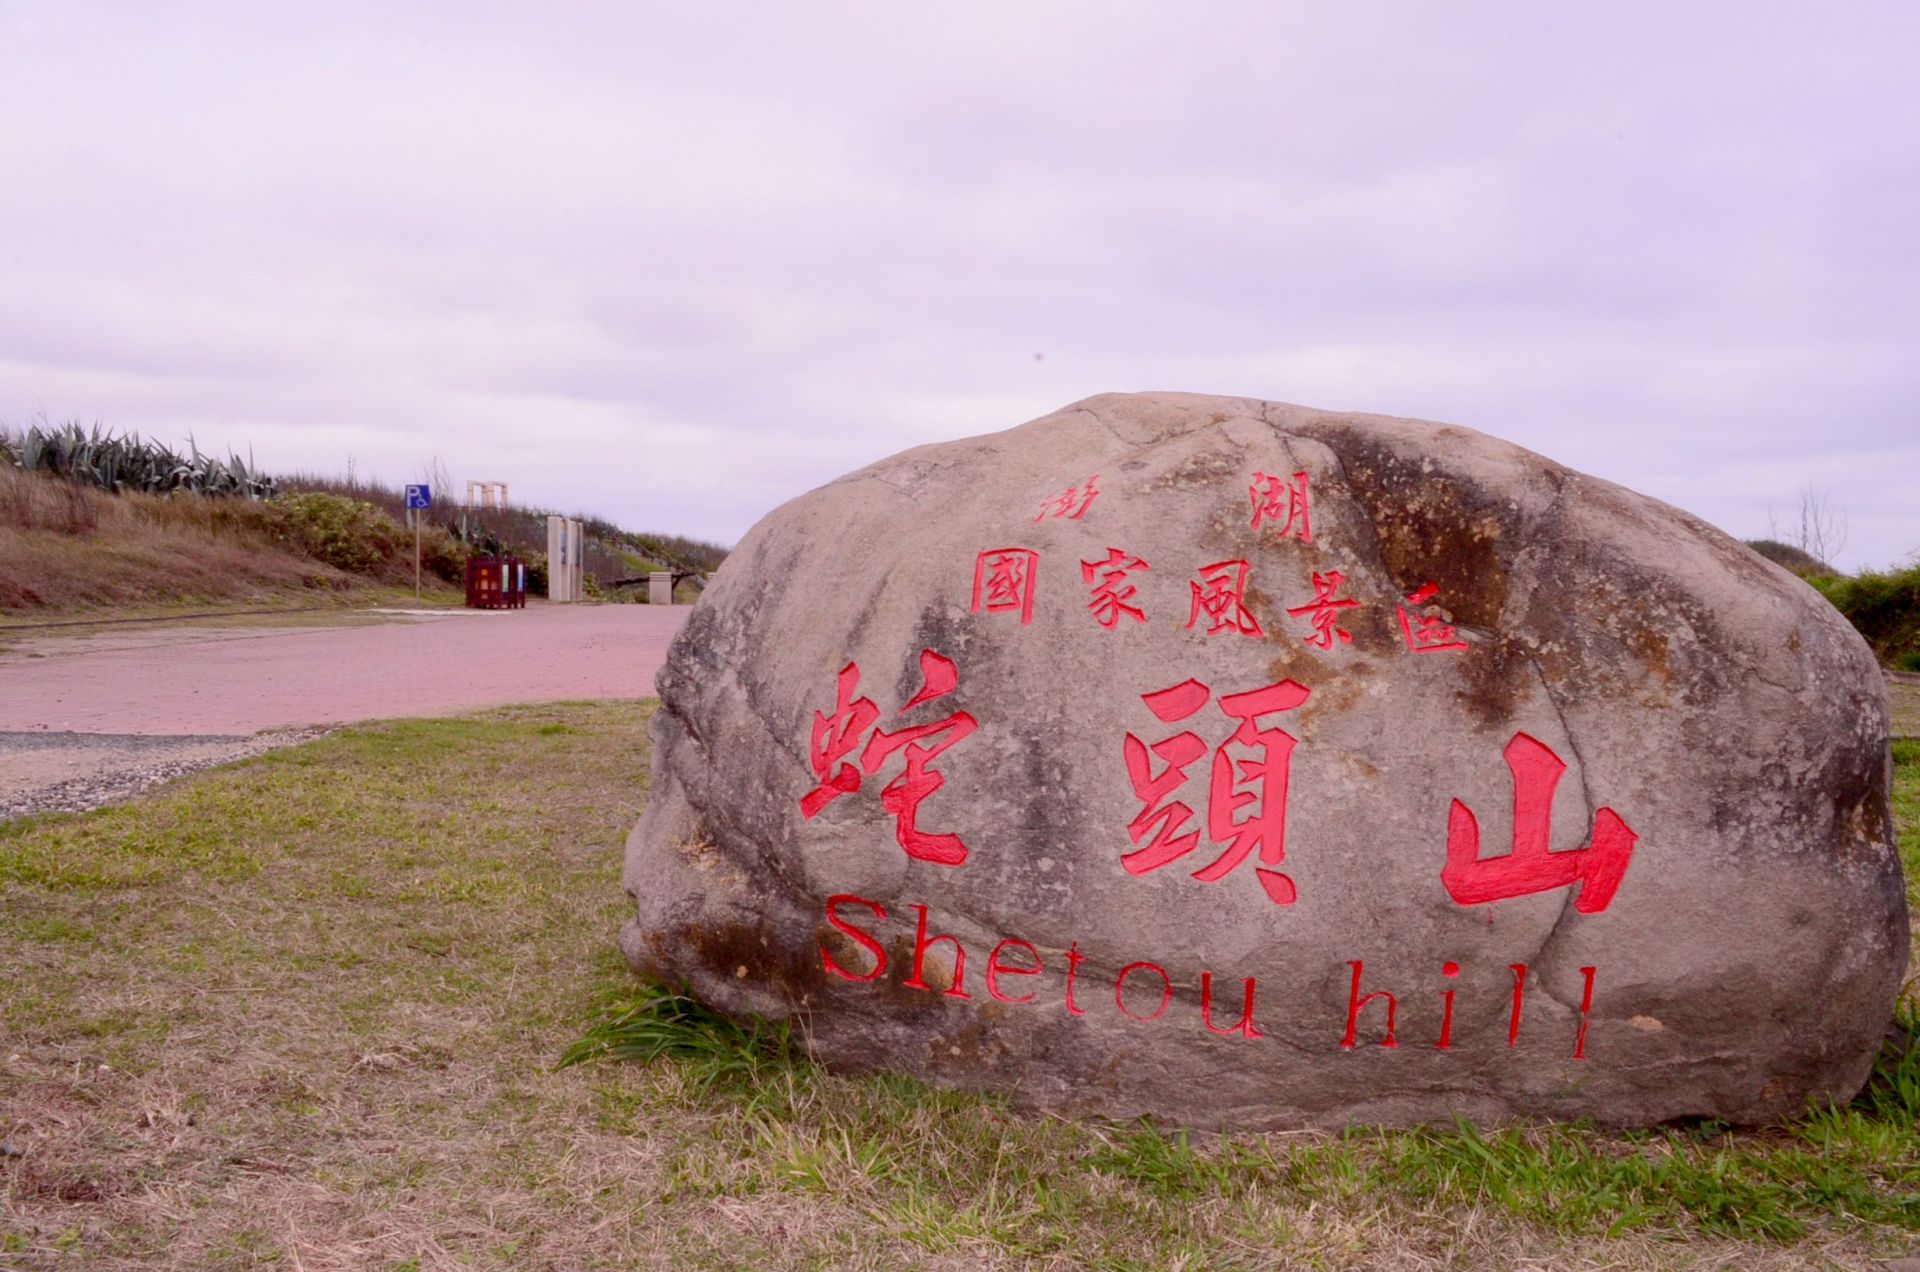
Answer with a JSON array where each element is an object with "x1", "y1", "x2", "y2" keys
[{"x1": 1, "y1": 2, "x2": 1914, "y2": 567}]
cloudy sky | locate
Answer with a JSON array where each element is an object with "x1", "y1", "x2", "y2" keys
[{"x1": 3, "y1": 3, "x2": 1914, "y2": 568}]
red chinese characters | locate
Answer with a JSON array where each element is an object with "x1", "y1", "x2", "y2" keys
[
  {"x1": 1397, "y1": 583, "x2": 1469, "y2": 654},
  {"x1": 1249, "y1": 470, "x2": 1312, "y2": 542},
  {"x1": 1285, "y1": 570, "x2": 1359, "y2": 649},
  {"x1": 1122, "y1": 677, "x2": 1311, "y2": 905},
  {"x1": 1082, "y1": 547, "x2": 1150, "y2": 628},
  {"x1": 1034, "y1": 474, "x2": 1101, "y2": 522},
  {"x1": 972, "y1": 548, "x2": 1039, "y2": 625},
  {"x1": 1442, "y1": 732, "x2": 1637, "y2": 913},
  {"x1": 1120, "y1": 681, "x2": 1207, "y2": 875},
  {"x1": 1186, "y1": 560, "x2": 1263, "y2": 637},
  {"x1": 799, "y1": 651, "x2": 979, "y2": 867}
]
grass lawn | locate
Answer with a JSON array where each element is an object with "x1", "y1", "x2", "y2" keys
[{"x1": 1, "y1": 706, "x2": 1916, "y2": 1270}]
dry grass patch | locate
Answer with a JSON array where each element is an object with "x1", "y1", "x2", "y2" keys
[
  {"x1": 1, "y1": 706, "x2": 1916, "y2": 1269},
  {"x1": 0, "y1": 466, "x2": 341, "y2": 613},
  {"x1": 0, "y1": 466, "x2": 461, "y2": 615},
  {"x1": 1891, "y1": 677, "x2": 1920, "y2": 740}
]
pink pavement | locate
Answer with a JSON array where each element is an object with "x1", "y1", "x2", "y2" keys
[{"x1": 0, "y1": 604, "x2": 692, "y2": 735}]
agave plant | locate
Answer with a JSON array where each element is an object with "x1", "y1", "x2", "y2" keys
[{"x1": 2, "y1": 420, "x2": 275, "y2": 499}]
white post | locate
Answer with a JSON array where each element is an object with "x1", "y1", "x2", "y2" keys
[
  {"x1": 570, "y1": 519, "x2": 585, "y2": 600},
  {"x1": 547, "y1": 514, "x2": 568, "y2": 602},
  {"x1": 649, "y1": 571, "x2": 672, "y2": 605}
]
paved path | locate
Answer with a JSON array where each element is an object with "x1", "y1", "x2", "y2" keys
[
  {"x1": 0, "y1": 604, "x2": 688, "y2": 734},
  {"x1": 0, "y1": 604, "x2": 689, "y2": 816}
]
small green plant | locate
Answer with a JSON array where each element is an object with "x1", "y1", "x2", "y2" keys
[
  {"x1": 1854, "y1": 1005, "x2": 1920, "y2": 1125},
  {"x1": 557, "y1": 980, "x2": 796, "y2": 1091},
  {"x1": 1086, "y1": 1123, "x2": 1259, "y2": 1201}
]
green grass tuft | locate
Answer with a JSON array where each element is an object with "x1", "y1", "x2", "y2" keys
[{"x1": 556, "y1": 979, "x2": 796, "y2": 1090}]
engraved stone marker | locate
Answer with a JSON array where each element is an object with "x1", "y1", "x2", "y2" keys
[{"x1": 619, "y1": 392, "x2": 1907, "y2": 1128}]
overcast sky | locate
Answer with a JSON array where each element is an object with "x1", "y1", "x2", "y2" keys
[{"x1": 3, "y1": 3, "x2": 1914, "y2": 568}]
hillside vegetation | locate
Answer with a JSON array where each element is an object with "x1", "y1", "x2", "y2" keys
[
  {"x1": 1, "y1": 417, "x2": 274, "y2": 500},
  {"x1": 277, "y1": 472, "x2": 727, "y2": 596},
  {"x1": 0, "y1": 421, "x2": 727, "y2": 616},
  {"x1": 1811, "y1": 568, "x2": 1920, "y2": 673},
  {"x1": 1747, "y1": 537, "x2": 1920, "y2": 673},
  {"x1": 0, "y1": 464, "x2": 416, "y2": 612}
]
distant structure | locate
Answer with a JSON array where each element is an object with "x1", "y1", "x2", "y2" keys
[
  {"x1": 466, "y1": 480, "x2": 509, "y2": 510},
  {"x1": 547, "y1": 515, "x2": 585, "y2": 602}
]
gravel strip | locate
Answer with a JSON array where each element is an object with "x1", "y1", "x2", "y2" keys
[{"x1": 0, "y1": 728, "x2": 332, "y2": 821}]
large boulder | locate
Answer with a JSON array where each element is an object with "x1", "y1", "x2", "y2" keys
[{"x1": 620, "y1": 391, "x2": 1906, "y2": 1129}]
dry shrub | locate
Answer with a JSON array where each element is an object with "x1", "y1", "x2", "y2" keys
[
  {"x1": 0, "y1": 522, "x2": 356, "y2": 612},
  {"x1": 1745, "y1": 537, "x2": 1834, "y2": 577},
  {"x1": 120, "y1": 486, "x2": 283, "y2": 542},
  {"x1": 0, "y1": 466, "x2": 100, "y2": 534}
]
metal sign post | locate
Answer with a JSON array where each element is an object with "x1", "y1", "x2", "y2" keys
[{"x1": 405, "y1": 484, "x2": 432, "y2": 599}]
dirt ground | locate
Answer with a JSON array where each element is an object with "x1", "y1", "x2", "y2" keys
[
  {"x1": 1891, "y1": 674, "x2": 1920, "y2": 739},
  {"x1": 0, "y1": 603, "x2": 688, "y2": 818}
]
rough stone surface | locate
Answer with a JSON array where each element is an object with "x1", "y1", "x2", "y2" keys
[{"x1": 620, "y1": 391, "x2": 1907, "y2": 1130}]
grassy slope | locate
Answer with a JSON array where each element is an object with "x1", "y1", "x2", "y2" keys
[
  {"x1": 277, "y1": 472, "x2": 729, "y2": 592},
  {"x1": 0, "y1": 710, "x2": 1915, "y2": 1269},
  {"x1": 2, "y1": 462, "x2": 721, "y2": 618},
  {"x1": 0, "y1": 467, "x2": 462, "y2": 616}
]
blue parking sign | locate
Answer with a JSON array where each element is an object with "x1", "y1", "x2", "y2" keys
[{"x1": 405, "y1": 484, "x2": 432, "y2": 510}]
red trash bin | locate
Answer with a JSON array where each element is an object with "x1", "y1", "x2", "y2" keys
[{"x1": 465, "y1": 555, "x2": 526, "y2": 609}]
